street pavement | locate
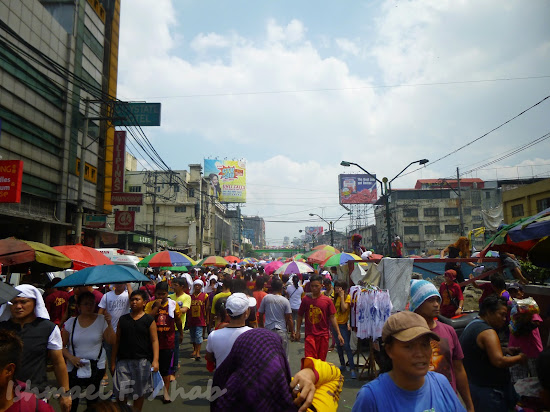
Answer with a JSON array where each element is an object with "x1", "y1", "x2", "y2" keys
[
  {"x1": 50, "y1": 330, "x2": 368, "y2": 411},
  {"x1": 144, "y1": 331, "x2": 366, "y2": 412}
]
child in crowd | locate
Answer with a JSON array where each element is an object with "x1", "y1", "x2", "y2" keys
[
  {"x1": 112, "y1": 290, "x2": 159, "y2": 411},
  {"x1": 0, "y1": 330, "x2": 54, "y2": 412},
  {"x1": 188, "y1": 280, "x2": 208, "y2": 361},
  {"x1": 145, "y1": 282, "x2": 182, "y2": 404}
]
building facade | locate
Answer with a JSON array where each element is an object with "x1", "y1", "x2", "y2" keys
[
  {"x1": 502, "y1": 178, "x2": 550, "y2": 223},
  {"x1": 0, "y1": 0, "x2": 120, "y2": 246}
]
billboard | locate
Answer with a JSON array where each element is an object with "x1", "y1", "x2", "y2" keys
[
  {"x1": 111, "y1": 193, "x2": 143, "y2": 205},
  {"x1": 204, "y1": 159, "x2": 246, "y2": 203},
  {"x1": 115, "y1": 211, "x2": 135, "y2": 232},
  {"x1": 0, "y1": 160, "x2": 23, "y2": 203},
  {"x1": 339, "y1": 174, "x2": 378, "y2": 204},
  {"x1": 112, "y1": 131, "x2": 126, "y2": 193}
]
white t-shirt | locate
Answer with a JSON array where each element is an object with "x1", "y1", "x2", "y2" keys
[
  {"x1": 98, "y1": 290, "x2": 130, "y2": 331},
  {"x1": 286, "y1": 285, "x2": 304, "y2": 310},
  {"x1": 65, "y1": 315, "x2": 108, "y2": 371},
  {"x1": 48, "y1": 325, "x2": 63, "y2": 350},
  {"x1": 206, "y1": 326, "x2": 251, "y2": 367}
]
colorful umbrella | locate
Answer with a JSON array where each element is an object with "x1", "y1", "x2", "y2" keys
[
  {"x1": 481, "y1": 207, "x2": 550, "y2": 267},
  {"x1": 307, "y1": 249, "x2": 337, "y2": 264},
  {"x1": 224, "y1": 255, "x2": 240, "y2": 263},
  {"x1": 0, "y1": 237, "x2": 73, "y2": 274},
  {"x1": 56, "y1": 265, "x2": 150, "y2": 287},
  {"x1": 138, "y1": 251, "x2": 195, "y2": 268},
  {"x1": 292, "y1": 253, "x2": 307, "y2": 261},
  {"x1": 0, "y1": 282, "x2": 19, "y2": 305},
  {"x1": 264, "y1": 261, "x2": 284, "y2": 275},
  {"x1": 322, "y1": 253, "x2": 362, "y2": 267},
  {"x1": 198, "y1": 256, "x2": 230, "y2": 267},
  {"x1": 240, "y1": 258, "x2": 257, "y2": 264},
  {"x1": 159, "y1": 266, "x2": 189, "y2": 271},
  {"x1": 274, "y1": 261, "x2": 314, "y2": 275},
  {"x1": 53, "y1": 244, "x2": 114, "y2": 271},
  {"x1": 312, "y1": 245, "x2": 341, "y2": 254}
]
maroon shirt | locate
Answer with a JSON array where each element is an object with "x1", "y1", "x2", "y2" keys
[
  {"x1": 298, "y1": 295, "x2": 336, "y2": 337},
  {"x1": 188, "y1": 292, "x2": 208, "y2": 327},
  {"x1": 44, "y1": 290, "x2": 70, "y2": 326}
]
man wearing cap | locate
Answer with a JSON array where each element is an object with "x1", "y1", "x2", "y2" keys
[
  {"x1": 409, "y1": 279, "x2": 474, "y2": 412},
  {"x1": 352, "y1": 311, "x2": 465, "y2": 412},
  {"x1": 0, "y1": 285, "x2": 71, "y2": 412},
  {"x1": 205, "y1": 293, "x2": 252, "y2": 368}
]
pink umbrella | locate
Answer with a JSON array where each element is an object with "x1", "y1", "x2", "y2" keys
[{"x1": 264, "y1": 260, "x2": 284, "y2": 275}]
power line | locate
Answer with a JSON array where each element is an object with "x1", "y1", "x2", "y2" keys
[{"x1": 122, "y1": 75, "x2": 550, "y2": 100}]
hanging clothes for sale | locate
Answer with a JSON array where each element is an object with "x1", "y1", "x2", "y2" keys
[
  {"x1": 379, "y1": 258, "x2": 414, "y2": 312},
  {"x1": 350, "y1": 285, "x2": 392, "y2": 340}
]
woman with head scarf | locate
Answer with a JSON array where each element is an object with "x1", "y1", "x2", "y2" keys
[
  {"x1": 212, "y1": 328, "x2": 343, "y2": 411},
  {"x1": 0, "y1": 284, "x2": 72, "y2": 412}
]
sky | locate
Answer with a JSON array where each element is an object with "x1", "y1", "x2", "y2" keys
[{"x1": 117, "y1": 0, "x2": 550, "y2": 246}]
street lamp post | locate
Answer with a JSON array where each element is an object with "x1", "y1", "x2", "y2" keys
[
  {"x1": 340, "y1": 159, "x2": 429, "y2": 255},
  {"x1": 309, "y1": 212, "x2": 351, "y2": 246}
]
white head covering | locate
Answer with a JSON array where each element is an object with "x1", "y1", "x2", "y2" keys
[
  {"x1": 204, "y1": 275, "x2": 218, "y2": 294},
  {"x1": 0, "y1": 284, "x2": 50, "y2": 321},
  {"x1": 193, "y1": 279, "x2": 204, "y2": 290}
]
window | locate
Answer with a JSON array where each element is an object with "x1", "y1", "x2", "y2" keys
[
  {"x1": 425, "y1": 225, "x2": 440, "y2": 235},
  {"x1": 189, "y1": 188, "x2": 195, "y2": 198},
  {"x1": 511, "y1": 204, "x2": 524, "y2": 218},
  {"x1": 174, "y1": 184, "x2": 180, "y2": 193},
  {"x1": 404, "y1": 226, "x2": 419, "y2": 235},
  {"x1": 444, "y1": 208, "x2": 459, "y2": 216},
  {"x1": 485, "y1": 191, "x2": 491, "y2": 199},
  {"x1": 463, "y1": 208, "x2": 472, "y2": 216},
  {"x1": 403, "y1": 209, "x2": 418, "y2": 218},
  {"x1": 424, "y1": 208, "x2": 439, "y2": 217},
  {"x1": 471, "y1": 191, "x2": 481, "y2": 205},
  {"x1": 155, "y1": 206, "x2": 160, "y2": 213},
  {"x1": 156, "y1": 186, "x2": 161, "y2": 192},
  {"x1": 128, "y1": 206, "x2": 140, "y2": 212},
  {"x1": 536, "y1": 197, "x2": 550, "y2": 213},
  {"x1": 445, "y1": 225, "x2": 460, "y2": 234},
  {"x1": 129, "y1": 185, "x2": 141, "y2": 193},
  {"x1": 175, "y1": 206, "x2": 186, "y2": 213}
]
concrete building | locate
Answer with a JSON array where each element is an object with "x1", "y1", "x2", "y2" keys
[
  {"x1": 242, "y1": 215, "x2": 266, "y2": 248},
  {"x1": 0, "y1": 0, "x2": 121, "y2": 246},
  {"x1": 502, "y1": 178, "x2": 550, "y2": 223},
  {"x1": 374, "y1": 179, "x2": 501, "y2": 255},
  {"x1": 108, "y1": 165, "x2": 233, "y2": 259}
]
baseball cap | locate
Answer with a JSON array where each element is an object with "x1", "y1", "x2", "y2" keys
[
  {"x1": 382, "y1": 311, "x2": 440, "y2": 343},
  {"x1": 225, "y1": 293, "x2": 256, "y2": 316}
]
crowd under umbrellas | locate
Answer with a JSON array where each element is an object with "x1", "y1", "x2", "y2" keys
[{"x1": 0, "y1": 208, "x2": 549, "y2": 411}]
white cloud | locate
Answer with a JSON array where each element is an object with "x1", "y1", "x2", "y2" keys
[
  {"x1": 335, "y1": 38, "x2": 361, "y2": 57},
  {"x1": 117, "y1": 0, "x2": 550, "y2": 244}
]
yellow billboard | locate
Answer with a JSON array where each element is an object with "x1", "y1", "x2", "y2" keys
[{"x1": 204, "y1": 159, "x2": 246, "y2": 203}]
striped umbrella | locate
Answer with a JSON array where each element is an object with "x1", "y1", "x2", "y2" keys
[
  {"x1": 274, "y1": 261, "x2": 314, "y2": 275},
  {"x1": 224, "y1": 255, "x2": 240, "y2": 263},
  {"x1": 321, "y1": 253, "x2": 362, "y2": 267},
  {"x1": 138, "y1": 251, "x2": 195, "y2": 268},
  {"x1": 292, "y1": 253, "x2": 307, "y2": 261},
  {"x1": 198, "y1": 256, "x2": 230, "y2": 267},
  {"x1": 312, "y1": 244, "x2": 341, "y2": 254},
  {"x1": 307, "y1": 249, "x2": 337, "y2": 264}
]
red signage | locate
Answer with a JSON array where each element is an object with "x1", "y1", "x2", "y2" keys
[
  {"x1": 115, "y1": 211, "x2": 135, "y2": 231},
  {"x1": 0, "y1": 160, "x2": 23, "y2": 203},
  {"x1": 110, "y1": 193, "x2": 143, "y2": 205},
  {"x1": 112, "y1": 131, "x2": 126, "y2": 193}
]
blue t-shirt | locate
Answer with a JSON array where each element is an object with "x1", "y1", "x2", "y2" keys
[{"x1": 352, "y1": 371, "x2": 466, "y2": 412}]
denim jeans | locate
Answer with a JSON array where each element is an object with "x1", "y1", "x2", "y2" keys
[{"x1": 332, "y1": 324, "x2": 355, "y2": 370}]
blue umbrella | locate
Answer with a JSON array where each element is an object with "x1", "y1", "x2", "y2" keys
[
  {"x1": 56, "y1": 265, "x2": 149, "y2": 287},
  {"x1": 507, "y1": 207, "x2": 550, "y2": 242}
]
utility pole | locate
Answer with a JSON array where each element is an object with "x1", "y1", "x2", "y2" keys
[
  {"x1": 75, "y1": 98, "x2": 90, "y2": 245},
  {"x1": 329, "y1": 222, "x2": 334, "y2": 247},
  {"x1": 237, "y1": 205, "x2": 242, "y2": 255},
  {"x1": 457, "y1": 167, "x2": 465, "y2": 236},
  {"x1": 198, "y1": 177, "x2": 204, "y2": 259},
  {"x1": 152, "y1": 171, "x2": 158, "y2": 252},
  {"x1": 383, "y1": 177, "x2": 392, "y2": 255}
]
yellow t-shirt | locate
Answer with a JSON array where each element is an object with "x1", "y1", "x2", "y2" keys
[
  {"x1": 211, "y1": 292, "x2": 232, "y2": 314},
  {"x1": 169, "y1": 292, "x2": 191, "y2": 329},
  {"x1": 335, "y1": 295, "x2": 351, "y2": 324},
  {"x1": 299, "y1": 357, "x2": 343, "y2": 412}
]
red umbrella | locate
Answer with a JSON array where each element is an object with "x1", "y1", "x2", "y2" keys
[
  {"x1": 53, "y1": 244, "x2": 114, "y2": 271},
  {"x1": 224, "y1": 255, "x2": 240, "y2": 264}
]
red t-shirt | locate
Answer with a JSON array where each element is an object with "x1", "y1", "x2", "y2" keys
[
  {"x1": 92, "y1": 289, "x2": 103, "y2": 312},
  {"x1": 188, "y1": 292, "x2": 208, "y2": 327},
  {"x1": 146, "y1": 300, "x2": 178, "y2": 350},
  {"x1": 478, "y1": 283, "x2": 495, "y2": 305},
  {"x1": 5, "y1": 392, "x2": 54, "y2": 412},
  {"x1": 139, "y1": 284, "x2": 156, "y2": 301},
  {"x1": 439, "y1": 283, "x2": 464, "y2": 318},
  {"x1": 44, "y1": 290, "x2": 70, "y2": 326},
  {"x1": 298, "y1": 295, "x2": 336, "y2": 337}
]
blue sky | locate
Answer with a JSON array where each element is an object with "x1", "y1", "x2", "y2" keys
[{"x1": 118, "y1": 0, "x2": 550, "y2": 245}]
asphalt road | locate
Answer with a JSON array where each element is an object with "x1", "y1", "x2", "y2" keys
[{"x1": 50, "y1": 330, "x2": 368, "y2": 411}]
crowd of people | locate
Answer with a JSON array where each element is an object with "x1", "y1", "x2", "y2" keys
[{"x1": 0, "y1": 248, "x2": 549, "y2": 412}]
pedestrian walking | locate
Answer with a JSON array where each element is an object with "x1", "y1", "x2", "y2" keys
[
  {"x1": 188, "y1": 280, "x2": 208, "y2": 361},
  {"x1": 331, "y1": 281, "x2": 357, "y2": 379}
]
